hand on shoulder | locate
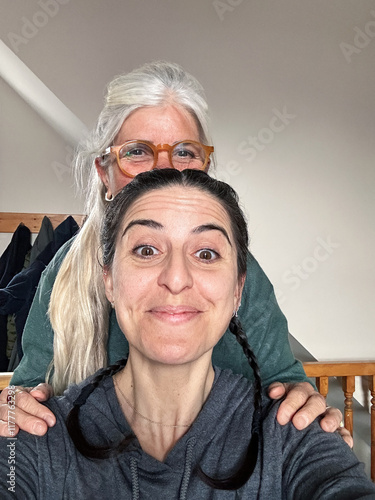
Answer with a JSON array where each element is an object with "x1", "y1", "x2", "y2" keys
[
  {"x1": 268, "y1": 381, "x2": 353, "y2": 447},
  {"x1": 0, "y1": 383, "x2": 56, "y2": 437}
]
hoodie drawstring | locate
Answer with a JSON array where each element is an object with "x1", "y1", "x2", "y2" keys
[
  {"x1": 129, "y1": 437, "x2": 196, "y2": 500},
  {"x1": 130, "y1": 456, "x2": 140, "y2": 500},
  {"x1": 179, "y1": 437, "x2": 196, "y2": 500}
]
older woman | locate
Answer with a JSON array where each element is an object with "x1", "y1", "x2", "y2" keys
[
  {"x1": 0, "y1": 61, "x2": 344, "y2": 440},
  {"x1": 0, "y1": 170, "x2": 372, "y2": 499}
]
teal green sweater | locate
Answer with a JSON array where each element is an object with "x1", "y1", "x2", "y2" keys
[{"x1": 12, "y1": 242, "x2": 308, "y2": 388}]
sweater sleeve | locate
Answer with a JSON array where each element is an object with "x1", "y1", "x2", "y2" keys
[
  {"x1": 0, "y1": 398, "x2": 72, "y2": 499},
  {"x1": 213, "y1": 253, "x2": 308, "y2": 386},
  {"x1": 10, "y1": 241, "x2": 72, "y2": 387},
  {"x1": 0, "y1": 434, "x2": 39, "y2": 499},
  {"x1": 280, "y1": 417, "x2": 375, "y2": 499}
]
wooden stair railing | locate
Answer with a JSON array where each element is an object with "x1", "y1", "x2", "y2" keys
[
  {"x1": 303, "y1": 361, "x2": 375, "y2": 482},
  {"x1": 0, "y1": 373, "x2": 13, "y2": 391}
]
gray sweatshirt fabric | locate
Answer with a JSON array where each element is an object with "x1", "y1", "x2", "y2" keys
[{"x1": 1, "y1": 368, "x2": 374, "y2": 499}]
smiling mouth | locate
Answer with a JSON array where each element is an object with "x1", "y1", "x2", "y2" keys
[{"x1": 148, "y1": 306, "x2": 201, "y2": 323}]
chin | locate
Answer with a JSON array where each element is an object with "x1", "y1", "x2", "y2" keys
[{"x1": 145, "y1": 343, "x2": 207, "y2": 366}]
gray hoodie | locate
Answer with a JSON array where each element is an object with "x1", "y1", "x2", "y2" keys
[{"x1": 1, "y1": 368, "x2": 374, "y2": 499}]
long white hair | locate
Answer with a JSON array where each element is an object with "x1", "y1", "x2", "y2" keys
[{"x1": 48, "y1": 61, "x2": 213, "y2": 394}]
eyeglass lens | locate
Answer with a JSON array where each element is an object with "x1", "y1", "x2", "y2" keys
[{"x1": 118, "y1": 142, "x2": 206, "y2": 175}]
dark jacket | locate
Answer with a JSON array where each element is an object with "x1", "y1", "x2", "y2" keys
[
  {"x1": 0, "y1": 224, "x2": 31, "y2": 370},
  {"x1": 0, "y1": 216, "x2": 79, "y2": 361}
]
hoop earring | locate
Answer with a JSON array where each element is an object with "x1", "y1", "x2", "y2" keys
[
  {"x1": 105, "y1": 192, "x2": 114, "y2": 202},
  {"x1": 233, "y1": 302, "x2": 241, "y2": 317},
  {"x1": 233, "y1": 301, "x2": 241, "y2": 317}
]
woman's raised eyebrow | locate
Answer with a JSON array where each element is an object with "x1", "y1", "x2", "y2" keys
[
  {"x1": 122, "y1": 220, "x2": 231, "y2": 246},
  {"x1": 122, "y1": 219, "x2": 163, "y2": 237},
  {"x1": 192, "y1": 224, "x2": 232, "y2": 246}
]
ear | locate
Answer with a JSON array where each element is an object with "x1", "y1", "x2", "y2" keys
[
  {"x1": 95, "y1": 157, "x2": 110, "y2": 191},
  {"x1": 103, "y1": 266, "x2": 114, "y2": 306},
  {"x1": 234, "y1": 274, "x2": 246, "y2": 312},
  {"x1": 204, "y1": 158, "x2": 211, "y2": 173}
]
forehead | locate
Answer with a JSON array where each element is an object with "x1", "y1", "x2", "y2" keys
[
  {"x1": 121, "y1": 186, "x2": 232, "y2": 234},
  {"x1": 116, "y1": 105, "x2": 200, "y2": 144}
]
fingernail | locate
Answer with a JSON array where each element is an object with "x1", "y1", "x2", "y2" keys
[
  {"x1": 30, "y1": 386, "x2": 43, "y2": 394},
  {"x1": 294, "y1": 415, "x2": 309, "y2": 429},
  {"x1": 45, "y1": 415, "x2": 55, "y2": 427},
  {"x1": 277, "y1": 414, "x2": 290, "y2": 426},
  {"x1": 32, "y1": 422, "x2": 45, "y2": 435}
]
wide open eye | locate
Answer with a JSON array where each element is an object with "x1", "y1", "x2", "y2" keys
[
  {"x1": 133, "y1": 245, "x2": 159, "y2": 257},
  {"x1": 194, "y1": 248, "x2": 219, "y2": 261}
]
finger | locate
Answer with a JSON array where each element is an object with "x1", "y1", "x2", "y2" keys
[
  {"x1": 8, "y1": 390, "x2": 55, "y2": 432},
  {"x1": 268, "y1": 382, "x2": 288, "y2": 400},
  {"x1": 0, "y1": 419, "x2": 20, "y2": 437},
  {"x1": 291, "y1": 391, "x2": 327, "y2": 429},
  {"x1": 276, "y1": 382, "x2": 316, "y2": 426},
  {"x1": 319, "y1": 406, "x2": 343, "y2": 432},
  {"x1": 2, "y1": 404, "x2": 50, "y2": 436},
  {"x1": 0, "y1": 398, "x2": 50, "y2": 436},
  {"x1": 0, "y1": 385, "x2": 29, "y2": 403},
  {"x1": 336, "y1": 426, "x2": 354, "y2": 448},
  {"x1": 16, "y1": 390, "x2": 56, "y2": 427},
  {"x1": 0, "y1": 387, "x2": 11, "y2": 404},
  {"x1": 30, "y1": 383, "x2": 54, "y2": 402}
]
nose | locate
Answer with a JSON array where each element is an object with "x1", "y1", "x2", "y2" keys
[
  {"x1": 157, "y1": 251, "x2": 193, "y2": 294},
  {"x1": 155, "y1": 150, "x2": 173, "y2": 170}
]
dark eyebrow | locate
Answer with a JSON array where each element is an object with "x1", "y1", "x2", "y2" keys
[
  {"x1": 122, "y1": 219, "x2": 163, "y2": 237},
  {"x1": 192, "y1": 224, "x2": 232, "y2": 246},
  {"x1": 122, "y1": 220, "x2": 232, "y2": 246}
]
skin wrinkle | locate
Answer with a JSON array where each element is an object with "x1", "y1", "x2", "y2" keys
[{"x1": 122, "y1": 219, "x2": 232, "y2": 247}]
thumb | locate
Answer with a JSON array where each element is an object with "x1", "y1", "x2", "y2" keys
[
  {"x1": 30, "y1": 383, "x2": 53, "y2": 401},
  {"x1": 268, "y1": 381, "x2": 287, "y2": 400}
]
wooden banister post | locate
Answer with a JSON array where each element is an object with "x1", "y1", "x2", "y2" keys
[
  {"x1": 303, "y1": 361, "x2": 375, "y2": 482},
  {"x1": 342, "y1": 375, "x2": 355, "y2": 437},
  {"x1": 316, "y1": 376, "x2": 329, "y2": 398}
]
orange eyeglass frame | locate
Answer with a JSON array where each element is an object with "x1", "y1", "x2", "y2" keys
[{"x1": 101, "y1": 140, "x2": 214, "y2": 178}]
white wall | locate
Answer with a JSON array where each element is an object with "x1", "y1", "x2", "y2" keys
[{"x1": 1, "y1": 0, "x2": 374, "y2": 364}]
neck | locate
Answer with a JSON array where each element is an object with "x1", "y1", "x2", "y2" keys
[{"x1": 113, "y1": 351, "x2": 215, "y2": 461}]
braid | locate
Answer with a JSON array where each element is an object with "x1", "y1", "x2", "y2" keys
[
  {"x1": 198, "y1": 315, "x2": 263, "y2": 490},
  {"x1": 229, "y1": 315, "x2": 262, "y2": 417},
  {"x1": 66, "y1": 358, "x2": 134, "y2": 459}
]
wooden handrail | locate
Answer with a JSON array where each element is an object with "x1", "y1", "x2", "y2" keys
[
  {"x1": 303, "y1": 361, "x2": 375, "y2": 378},
  {"x1": 0, "y1": 373, "x2": 13, "y2": 391},
  {"x1": 303, "y1": 361, "x2": 375, "y2": 482}
]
